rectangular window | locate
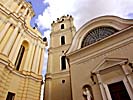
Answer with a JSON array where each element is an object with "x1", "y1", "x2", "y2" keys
[
  {"x1": 6, "y1": 92, "x2": 15, "y2": 100},
  {"x1": 108, "y1": 81, "x2": 131, "y2": 100}
]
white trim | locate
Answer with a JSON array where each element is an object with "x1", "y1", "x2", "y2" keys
[
  {"x1": 69, "y1": 37, "x2": 133, "y2": 65},
  {"x1": 95, "y1": 64, "x2": 133, "y2": 100},
  {"x1": 104, "y1": 78, "x2": 133, "y2": 100},
  {"x1": 67, "y1": 16, "x2": 133, "y2": 54},
  {"x1": 123, "y1": 78, "x2": 133, "y2": 99}
]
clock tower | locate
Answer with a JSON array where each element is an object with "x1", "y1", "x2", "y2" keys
[{"x1": 44, "y1": 15, "x2": 76, "y2": 100}]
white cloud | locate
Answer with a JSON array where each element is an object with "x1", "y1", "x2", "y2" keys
[
  {"x1": 36, "y1": 0, "x2": 133, "y2": 32},
  {"x1": 42, "y1": 47, "x2": 48, "y2": 76},
  {"x1": 37, "y1": 0, "x2": 133, "y2": 76}
]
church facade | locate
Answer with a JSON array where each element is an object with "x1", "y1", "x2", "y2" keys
[
  {"x1": 0, "y1": 0, "x2": 47, "y2": 100},
  {"x1": 45, "y1": 15, "x2": 133, "y2": 100}
]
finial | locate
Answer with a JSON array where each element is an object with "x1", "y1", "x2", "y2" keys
[
  {"x1": 33, "y1": 23, "x2": 38, "y2": 29},
  {"x1": 43, "y1": 37, "x2": 47, "y2": 42},
  {"x1": 28, "y1": 1, "x2": 32, "y2": 5}
]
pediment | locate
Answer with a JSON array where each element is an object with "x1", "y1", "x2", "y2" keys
[
  {"x1": 67, "y1": 16, "x2": 133, "y2": 54},
  {"x1": 92, "y1": 58, "x2": 128, "y2": 73}
]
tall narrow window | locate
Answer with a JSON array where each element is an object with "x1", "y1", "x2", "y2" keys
[
  {"x1": 61, "y1": 24, "x2": 64, "y2": 29},
  {"x1": 108, "y1": 81, "x2": 130, "y2": 100},
  {"x1": 61, "y1": 36, "x2": 65, "y2": 45},
  {"x1": 6, "y1": 92, "x2": 15, "y2": 100},
  {"x1": 61, "y1": 56, "x2": 66, "y2": 70},
  {"x1": 15, "y1": 45, "x2": 25, "y2": 71}
]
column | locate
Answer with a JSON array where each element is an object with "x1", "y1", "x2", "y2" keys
[
  {"x1": 122, "y1": 65, "x2": 133, "y2": 89},
  {"x1": 0, "y1": 22, "x2": 11, "y2": 42},
  {"x1": 0, "y1": 21, "x2": 5, "y2": 33},
  {"x1": 26, "y1": 11, "x2": 30, "y2": 18},
  {"x1": 35, "y1": 46, "x2": 41, "y2": 74},
  {"x1": 96, "y1": 73, "x2": 108, "y2": 100},
  {"x1": 2, "y1": 26, "x2": 19, "y2": 56},
  {"x1": 25, "y1": 12, "x2": 31, "y2": 24},
  {"x1": 23, "y1": 44, "x2": 33, "y2": 71},
  {"x1": 27, "y1": 43, "x2": 35, "y2": 72},
  {"x1": 22, "y1": 8, "x2": 28, "y2": 17},
  {"x1": 9, "y1": 30, "x2": 23, "y2": 64},
  {"x1": 15, "y1": 2, "x2": 23, "y2": 13},
  {"x1": 31, "y1": 42, "x2": 40, "y2": 73},
  {"x1": 38, "y1": 48, "x2": 45, "y2": 75}
]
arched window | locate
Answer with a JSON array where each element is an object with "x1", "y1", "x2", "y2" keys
[
  {"x1": 61, "y1": 36, "x2": 65, "y2": 45},
  {"x1": 15, "y1": 41, "x2": 29, "y2": 71},
  {"x1": 61, "y1": 56, "x2": 66, "y2": 70},
  {"x1": 6, "y1": 92, "x2": 15, "y2": 100},
  {"x1": 61, "y1": 24, "x2": 64, "y2": 29},
  {"x1": 15, "y1": 45, "x2": 25, "y2": 71},
  {"x1": 81, "y1": 26, "x2": 118, "y2": 48}
]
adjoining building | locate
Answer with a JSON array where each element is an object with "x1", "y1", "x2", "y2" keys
[
  {"x1": 44, "y1": 15, "x2": 133, "y2": 100},
  {"x1": 0, "y1": 0, "x2": 47, "y2": 100}
]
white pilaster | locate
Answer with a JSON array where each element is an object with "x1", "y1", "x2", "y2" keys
[
  {"x1": 9, "y1": 30, "x2": 23, "y2": 64},
  {"x1": 22, "y1": 8, "x2": 28, "y2": 17},
  {"x1": 122, "y1": 65, "x2": 133, "y2": 89},
  {"x1": 96, "y1": 73, "x2": 108, "y2": 100},
  {"x1": 27, "y1": 43, "x2": 36, "y2": 72},
  {"x1": 2, "y1": 26, "x2": 19, "y2": 56},
  {"x1": 15, "y1": 2, "x2": 23, "y2": 13},
  {"x1": 39, "y1": 48, "x2": 45, "y2": 75},
  {"x1": 23, "y1": 44, "x2": 33, "y2": 71},
  {"x1": 31, "y1": 41, "x2": 40, "y2": 73},
  {"x1": 0, "y1": 22, "x2": 11, "y2": 42},
  {"x1": 35, "y1": 46, "x2": 42, "y2": 74}
]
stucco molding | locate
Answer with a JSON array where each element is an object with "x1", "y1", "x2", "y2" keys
[
  {"x1": 67, "y1": 16, "x2": 133, "y2": 54},
  {"x1": 68, "y1": 36, "x2": 133, "y2": 65},
  {"x1": 92, "y1": 57, "x2": 128, "y2": 73}
]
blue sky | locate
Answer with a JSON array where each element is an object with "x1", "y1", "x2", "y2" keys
[
  {"x1": 26, "y1": 0, "x2": 133, "y2": 76},
  {"x1": 26, "y1": 0, "x2": 49, "y2": 34}
]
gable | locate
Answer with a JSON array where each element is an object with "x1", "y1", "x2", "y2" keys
[
  {"x1": 92, "y1": 58, "x2": 128, "y2": 73},
  {"x1": 67, "y1": 16, "x2": 133, "y2": 54}
]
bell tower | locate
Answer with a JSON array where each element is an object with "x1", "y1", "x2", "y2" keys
[{"x1": 44, "y1": 15, "x2": 76, "y2": 100}]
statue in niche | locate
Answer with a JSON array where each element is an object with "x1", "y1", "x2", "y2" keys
[{"x1": 83, "y1": 87, "x2": 92, "y2": 100}]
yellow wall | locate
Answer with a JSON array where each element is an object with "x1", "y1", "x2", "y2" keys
[{"x1": 0, "y1": 0, "x2": 47, "y2": 100}]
